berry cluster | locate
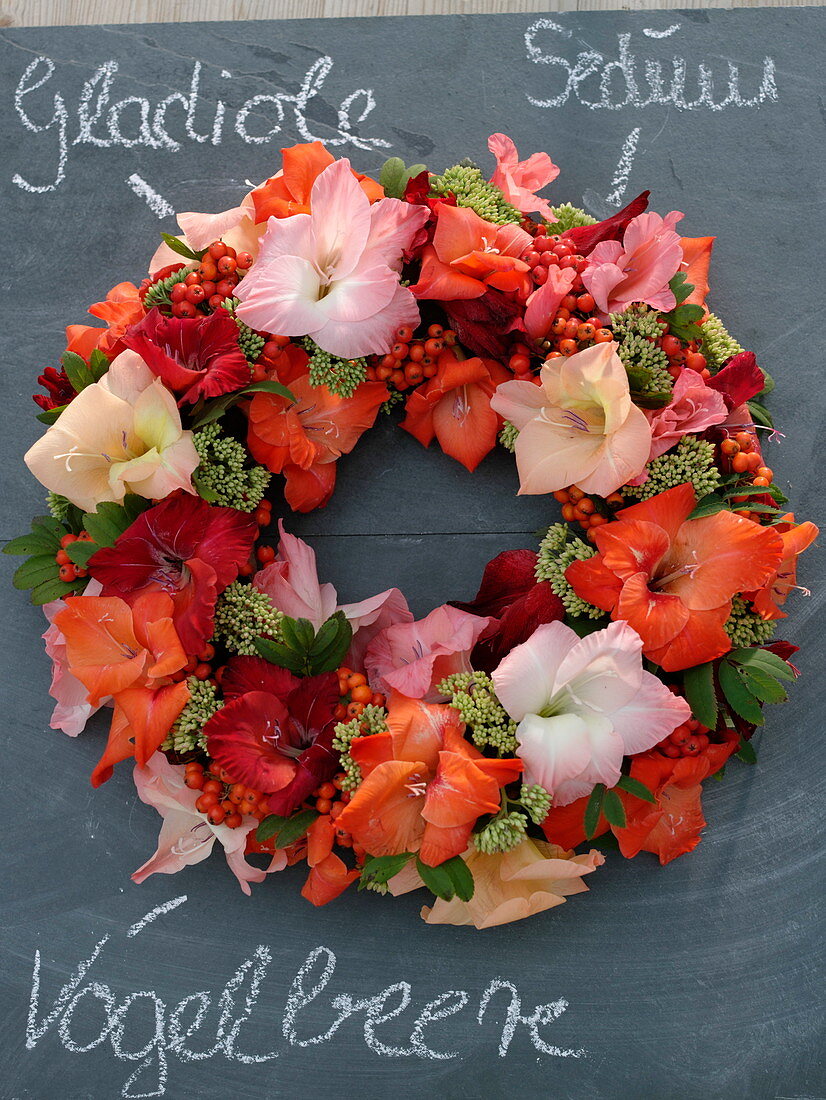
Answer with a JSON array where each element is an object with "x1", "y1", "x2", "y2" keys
[
  {"x1": 656, "y1": 718, "x2": 713, "y2": 759},
  {"x1": 54, "y1": 531, "x2": 93, "y2": 582},
  {"x1": 168, "y1": 240, "x2": 253, "y2": 318},
  {"x1": 552, "y1": 485, "x2": 625, "y2": 543},
  {"x1": 364, "y1": 323, "x2": 457, "y2": 390}
]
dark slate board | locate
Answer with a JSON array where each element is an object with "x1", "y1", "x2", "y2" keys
[{"x1": 1, "y1": 10, "x2": 824, "y2": 1099}]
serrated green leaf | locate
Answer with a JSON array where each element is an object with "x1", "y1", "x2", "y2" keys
[
  {"x1": 62, "y1": 351, "x2": 95, "y2": 394},
  {"x1": 31, "y1": 576, "x2": 83, "y2": 604},
  {"x1": 736, "y1": 738, "x2": 758, "y2": 765},
  {"x1": 13, "y1": 554, "x2": 59, "y2": 590},
  {"x1": 36, "y1": 404, "x2": 67, "y2": 425},
  {"x1": 82, "y1": 501, "x2": 137, "y2": 547},
  {"x1": 688, "y1": 494, "x2": 727, "y2": 520},
  {"x1": 309, "y1": 615, "x2": 341, "y2": 658},
  {"x1": 256, "y1": 814, "x2": 287, "y2": 842},
  {"x1": 253, "y1": 637, "x2": 307, "y2": 673},
  {"x1": 359, "y1": 852, "x2": 413, "y2": 890},
  {"x1": 614, "y1": 775, "x2": 656, "y2": 803},
  {"x1": 281, "y1": 615, "x2": 315, "y2": 653},
  {"x1": 32, "y1": 515, "x2": 66, "y2": 540},
  {"x1": 160, "y1": 232, "x2": 205, "y2": 261},
  {"x1": 730, "y1": 648, "x2": 796, "y2": 682},
  {"x1": 583, "y1": 783, "x2": 605, "y2": 839},
  {"x1": 275, "y1": 809, "x2": 319, "y2": 849},
  {"x1": 443, "y1": 855, "x2": 474, "y2": 902},
  {"x1": 416, "y1": 857, "x2": 456, "y2": 901},
  {"x1": 682, "y1": 661, "x2": 718, "y2": 729},
  {"x1": 740, "y1": 667, "x2": 787, "y2": 705},
  {"x1": 719, "y1": 661, "x2": 764, "y2": 725},
  {"x1": 308, "y1": 613, "x2": 352, "y2": 674},
  {"x1": 602, "y1": 788, "x2": 627, "y2": 828},
  {"x1": 723, "y1": 483, "x2": 778, "y2": 498},
  {"x1": 65, "y1": 541, "x2": 99, "y2": 567},
  {"x1": 3, "y1": 530, "x2": 59, "y2": 555},
  {"x1": 669, "y1": 271, "x2": 695, "y2": 305},
  {"x1": 89, "y1": 348, "x2": 110, "y2": 381}
]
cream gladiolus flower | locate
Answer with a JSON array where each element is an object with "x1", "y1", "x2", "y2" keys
[
  {"x1": 24, "y1": 351, "x2": 199, "y2": 513},
  {"x1": 490, "y1": 341, "x2": 651, "y2": 497}
]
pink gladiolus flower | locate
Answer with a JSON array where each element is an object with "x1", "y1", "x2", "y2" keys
[
  {"x1": 365, "y1": 604, "x2": 492, "y2": 699},
  {"x1": 132, "y1": 753, "x2": 286, "y2": 895},
  {"x1": 490, "y1": 341, "x2": 651, "y2": 497},
  {"x1": 234, "y1": 159, "x2": 429, "y2": 358},
  {"x1": 646, "y1": 368, "x2": 728, "y2": 462},
  {"x1": 488, "y1": 133, "x2": 560, "y2": 221},
  {"x1": 253, "y1": 521, "x2": 413, "y2": 667},
  {"x1": 42, "y1": 579, "x2": 107, "y2": 736},
  {"x1": 523, "y1": 266, "x2": 577, "y2": 342},
  {"x1": 582, "y1": 211, "x2": 685, "y2": 317},
  {"x1": 492, "y1": 620, "x2": 690, "y2": 805}
]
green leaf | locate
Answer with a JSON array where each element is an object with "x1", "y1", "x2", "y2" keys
[
  {"x1": 378, "y1": 156, "x2": 427, "y2": 199},
  {"x1": 253, "y1": 637, "x2": 307, "y2": 674},
  {"x1": 602, "y1": 788, "x2": 627, "y2": 828},
  {"x1": 89, "y1": 348, "x2": 110, "y2": 381},
  {"x1": 631, "y1": 389, "x2": 673, "y2": 410},
  {"x1": 747, "y1": 400, "x2": 774, "y2": 429},
  {"x1": 415, "y1": 857, "x2": 457, "y2": 901},
  {"x1": 65, "y1": 541, "x2": 99, "y2": 567},
  {"x1": 62, "y1": 351, "x2": 95, "y2": 394},
  {"x1": 82, "y1": 500, "x2": 144, "y2": 547},
  {"x1": 723, "y1": 483, "x2": 778, "y2": 498},
  {"x1": 359, "y1": 852, "x2": 413, "y2": 890},
  {"x1": 308, "y1": 613, "x2": 353, "y2": 674},
  {"x1": 740, "y1": 667, "x2": 787, "y2": 705},
  {"x1": 614, "y1": 775, "x2": 656, "y2": 803},
  {"x1": 682, "y1": 661, "x2": 718, "y2": 729},
  {"x1": 729, "y1": 647, "x2": 796, "y2": 682},
  {"x1": 688, "y1": 494, "x2": 727, "y2": 520},
  {"x1": 736, "y1": 738, "x2": 758, "y2": 765},
  {"x1": 256, "y1": 814, "x2": 287, "y2": 842},
  {"x1": 160, "y1": 232, "x2": 205, "y2": 261},
  {"x1": 36, "y1": 404, "x2": 67, "y2": 425},
  {"x1": 443, "y1": 855, "x2": 474, "y2": 902},
  {"x1": 3, "y1": 529, "x2": 60, "y2": 555},
  {"x1": 712, "y1": 766, "x2": 726, "y2": 781},
  {"x1": 583, "y1": 783, "x2": 605, "y2": 839},
  {"x1": 281, "y1": 615, "x2": 315, "y2": 653},
  {"x1": 191, "y1": 473, "x2": 220, "y2": 503},
  {"x1": 274, "y1": 809, "x2": 319, "y2": 849},
  {"x1": 566, "y1": 615, "x2": 611, "y2": 638},
  {"x1": 32, "y1": 514, "x2": 66, "y2": 540},
  {"x1": 669, "y1": 271, "x2": 695, "y2": 305},
  {"x1": 719, "y1": 661, "x2": 764, "y2": 725},
  {"x1": 241, "y1": 379, "x2": 296, "y2": 402},
  {"x1": 31, "y1": 576, "x2": 84, "y2": 604},
  {"x1": 13, "y1": 554, "x2": 58, "y2": 590}
]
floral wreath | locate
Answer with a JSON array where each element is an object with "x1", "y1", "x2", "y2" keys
[{"x1": 10, "y1": 136, "x2": 818, "y2": 929}]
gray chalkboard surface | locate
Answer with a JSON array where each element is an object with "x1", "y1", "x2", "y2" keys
[{"x1": 1, "y1": 9, "x2": 824, "y2": 1099}]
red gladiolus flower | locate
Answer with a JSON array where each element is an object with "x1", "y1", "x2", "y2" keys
[
  {"x1": 562, "y1": 192, "x2": 650, "y2": 255},
  {"x1": 442, "y1": 288, "x2": 526, "y2": 360},
  {"x1": 34, "y1": 365, "x2": 75, "y2": 411},
  {"x1": 122, "y1": 307, "x2": 251, "y2": 406},
  {"x1": 565, "y1": 483, "x2": 784, "y2": 672},
  {"x1": 451, "y1": 549, "x2": 565, "y2": 672},
  {"x1": 205, "y1": 657, "x2": 341, "y2": 814},
  {"x1": 400, "y1": 350, "x2": 510, "y2": 472},
  {"x1": 704, "y1": 351, "x2": 765, "y2": 409},
  {"x1": 88, "y1": 494, "x2": 257, "y2": 653}
]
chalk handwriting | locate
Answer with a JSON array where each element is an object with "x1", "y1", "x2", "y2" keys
[
  {"x1": 524, "y1": 19, "x2": 779, "y2": 112},
  {"x1": 12, "y1": 55, "x2": 391, "y2": 194},
  {"x1": 25, "y1": 901, "x2": 585, "y2": 1097}
]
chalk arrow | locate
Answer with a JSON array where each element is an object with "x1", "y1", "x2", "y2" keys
[{"x1": 126, "y1": 173, "x2": 175, "y2": 219}]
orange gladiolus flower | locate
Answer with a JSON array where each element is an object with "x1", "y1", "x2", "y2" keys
[
  {"x1": 400, "y1": 350, "x2": 510, "y2": 471},
  {"x1": 565, "y1": 483, "x2": 784, "y2": 672},
  {"x1": 250, "y1": 141, "x2": 384, "y2": 222},
  {"x1": 54, "y1": 591, "x2": 189, "y2": 786},
  {"x1": 65, "y1": 282, "x2": 146, "y2": 360},
  {"x1": 336, "y1": 693, "x2": 522, "y2": 867},
  {"x1": 748, "y1": 513, "x2": 819, "y2": 620},
  {"x1": 246, "y1": 372, "x2": 388, "y2": 511},
  {"x1": 409, "y1": 205, "x2": 533, "y2": 302},
  {"x1": 679, "y1": 235, "x2": 715, "y2": 308}
]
